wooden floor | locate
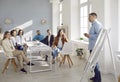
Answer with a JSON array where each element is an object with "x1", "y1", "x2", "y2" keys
[{"x1": 0, "y1": 54, "x2": 115, "y2": 82}]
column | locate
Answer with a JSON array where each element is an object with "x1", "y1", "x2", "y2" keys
[
  {"x1": 62, "y1": 0, "x2": 80, "y2": 40},
  {"x1": 50, "y1": 0, "x2": 60, "y2": 35}
]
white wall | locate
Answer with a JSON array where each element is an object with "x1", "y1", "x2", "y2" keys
[
  {"x1": 62, "y1": 0, "x2": 80, "y2": 40},
  {"x1": 115, "y1": 0, "x2": 120, "y2": 76},
  {"x1": 70, "y1": 0, "x2": 80, "y2": 40},
  {"x1": 104, "y1": 0, "x2": 118, "y2": 74},
  {"x1": 91, "y1": 0, "x2": 105, "y2": 26},
  {"x1": 51, "y1": 1, "x2": 59, "y2": 36},
  {"x1": 118, "y1": 0, "x2": 120, "y2": 50},
  {"x1": 62, "y1": 0, "x2": 71, "y2": 39},
  {"x1": 0, "y1": 0, "x2": 52, "y2": 37}
]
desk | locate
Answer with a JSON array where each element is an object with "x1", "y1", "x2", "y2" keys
[{"x1": 26, "y1": 41, "x2": 52, "y2": 73}]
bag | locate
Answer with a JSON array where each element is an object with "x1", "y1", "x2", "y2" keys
[{"x1": 16, "y1": 45, "x2": 23, "y2": 50}]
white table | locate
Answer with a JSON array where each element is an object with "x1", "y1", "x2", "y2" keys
[{"x1": 26, "y1": 41, "x2": 52, "y2": 73}]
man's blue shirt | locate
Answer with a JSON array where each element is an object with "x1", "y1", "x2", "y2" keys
[
  {"x1": 33, "y1": 34, "x2": 44, "y2": 41},
  {"x1": 88, "y1": 20, "x2": 102, "y2": 50}
]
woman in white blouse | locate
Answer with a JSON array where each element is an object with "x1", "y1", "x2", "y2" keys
[
  {"x1": 10, "y1": 30, "x2": 17, "y2": 47},
  {"x1": 16, "y1": 29, "x2": 28, "y2": 55}
]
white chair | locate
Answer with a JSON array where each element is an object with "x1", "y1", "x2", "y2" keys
[
  {"x1": 1, "y1": 49, "x2": 18, "y2": 74},
  {"x1": 59, "y1": 41, "x2": 74, "y2": 68}
]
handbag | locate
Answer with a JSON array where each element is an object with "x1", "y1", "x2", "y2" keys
[{"x1": 16, "y1": 44, "x2": 23, "y2": 50}]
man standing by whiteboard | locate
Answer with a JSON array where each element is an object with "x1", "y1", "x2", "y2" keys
[{"x1": 84, "y1": 12, "x2": 102, "y2": 82}]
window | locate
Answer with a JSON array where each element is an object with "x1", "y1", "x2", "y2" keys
[
  {"x1": 119, "y1": 1, "x2": 120, "y2": 50},
  {"x1": 80, "y1": 0, "x2": 88, "y2": 4},
  {"x1": 80, "y1": 0, "x2": 91, "y2": 38},
  {"x1": 59, "y1": 2, "x2": 63, "y2": 26}
]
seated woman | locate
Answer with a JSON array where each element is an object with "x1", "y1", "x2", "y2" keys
[
  {"x1": 16, "y1": 29, "x2": 28, "y2": 55},
  {"x1": 2, "y1": 31, "x2": 34, "y2": 73},
  {"x1": 10, "y1": 30, "x2": 18, "y2": 48},
  {"x1": 52, "y1": 29, "x2": 68, "y2": 64}
]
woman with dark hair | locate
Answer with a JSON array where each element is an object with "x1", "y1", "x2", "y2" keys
[
  {"x1": 17, "y1": 29, "x2": 25, "y2": 45},
  {"x1": 53, "y1": 29, "x2": 68, "y2": 49},
  {"x1": 10, "y1": 30, "x2": 17, "y2": 47},
  {"x1": 2, "y1": 31, "x2": 34, "y2": 73},
  {"x1": 16, "y1": 29, "x2": 28, "y2": 55},
  {"x1": 52, "y1": 29, "x2": 68, "y2": 64}
]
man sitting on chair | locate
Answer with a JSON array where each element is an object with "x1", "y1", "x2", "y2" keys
[{"x1": 32, "y1": 30, "x2": 44, "y2": 42}]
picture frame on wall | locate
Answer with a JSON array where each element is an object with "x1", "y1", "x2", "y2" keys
[
  {"x1": 41, "y1": 19, "x2": 47, "y2": 25},
  {"x1": 4, "y1": 18, "x2": 12, "y2": 24}
]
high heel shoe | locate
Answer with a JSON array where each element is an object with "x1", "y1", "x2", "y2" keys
[
  {"x1": 27, "y1": 62, "x2": 35, "y2": 66},
  {"x1": 20, "y1": 68, "x2": 27, "y2": 73}
]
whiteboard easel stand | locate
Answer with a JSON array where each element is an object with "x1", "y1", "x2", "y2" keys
[{"x1": 80, "y1": 29, "x2": 118, "y2": 82}]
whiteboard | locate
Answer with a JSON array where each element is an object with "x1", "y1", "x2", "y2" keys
[{"x1": 80, "y1": 28, "x2": 117, "y2": 82}]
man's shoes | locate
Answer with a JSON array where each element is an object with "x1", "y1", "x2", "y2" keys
[
  {"x1": 20, "y1": 68, "x2": 27, "y2": 73},
  {"x1": 90, "y1": 77, "x2": 95, "y2": 80},
  {"x1": 27, "y1": 62, "x2": 35, "y2": 66},
  {"x1": 45, "y1": 55, "x2": 48, "y2": 61}
]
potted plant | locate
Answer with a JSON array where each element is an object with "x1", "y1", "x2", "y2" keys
[
  {"x1": 76, "y1": 48, "x2": 84, "y2": 59},
  {"x1": 80, "y1": 37, "x2": 83, "y2": 40}
]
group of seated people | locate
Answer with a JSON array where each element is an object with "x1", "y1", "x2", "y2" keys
[
  {"x1": 32, "y1": 29, "x2": 68, "y2": 64},
  {"x1": 2, "y1": 30, "x2": 34, "y2": 74},
  {"x1": 0, "y1": 28, "x2": 68, "y2": 73}
]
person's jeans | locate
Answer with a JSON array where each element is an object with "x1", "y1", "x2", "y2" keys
[
  {"x1": 90, "y1": 50, "x2": 101, "y2": 82},
  {"x1": 52, "y1": 47, "x2": 62, "y2": 59}
]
